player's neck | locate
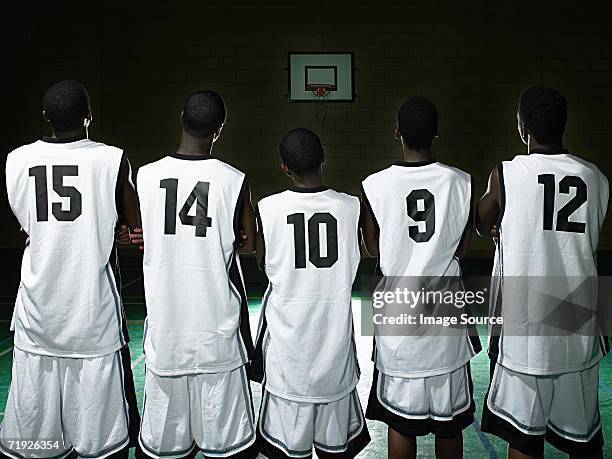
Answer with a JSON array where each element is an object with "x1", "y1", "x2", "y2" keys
[
  {"x1": 402, "y1": 146, "x2": 433, "y2": 162},
  {"x1": 290, "y1": 175, "x2": 324, "y2": 189},
  {"x1": 527, "y1": 138, "x2": 563, "y2": 154},
  {"x1": 49, "y1": 127, "x2": 87, "y2": 140},
  {"x1": 176, "y1": 132, "x2": 214, "y2": 157}
]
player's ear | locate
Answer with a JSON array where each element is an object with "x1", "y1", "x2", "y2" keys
[
  {"x1": 280, "y1": 162, "x2": 291, "y2": 177},
  {"x1": 42, "y1": 110, "x2": 50, "y2": 123},
  {"x1": 213, "y1": 123, "x2": 224, "y2": 143},
  {"x1": 517, "y1": 113, "x2": 528, "y2": 145},
  {"x1": 394, "y1": 127, "x2": 402, "y2": 141},
  {"x1": 321, "y1": 149, "x2": 326, "y2": 165}
]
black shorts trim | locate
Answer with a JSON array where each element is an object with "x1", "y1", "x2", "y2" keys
[
  {"x1": 365, "y1": 366, "x2": 475, "y2": 439},
  {"x1": 480, "y1": 359, "x2": 604, "y2": 457},
  {"x1": 256, "y1": 391, "x2": 370, "y2": 459}
]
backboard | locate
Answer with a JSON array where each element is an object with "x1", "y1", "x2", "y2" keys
[{"x1": 288, "y1": 53, "x2": 354, "y2": 102}]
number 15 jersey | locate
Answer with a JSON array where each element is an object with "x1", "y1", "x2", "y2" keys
[
  {"x1": 256, "y1": 187, "x2": 361, "y2": 403},
  {"x1": 137, "y1": 153, "x2": 253, "y2": 376}
]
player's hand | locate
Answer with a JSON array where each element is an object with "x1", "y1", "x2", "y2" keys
[
  {"x1": 130, "y1": 228, "x2": 144, "y2": 251},
  {"x1": 490, "y1": 225, "x2": 499, "y2": 243},
  {"x1": 115, "y1": 224, "x2": 130, "y2": 245},
  {"x1": 236, "y1": 229, "x2": 249, "y2": 248}
]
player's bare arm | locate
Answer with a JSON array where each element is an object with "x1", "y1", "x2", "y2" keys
[
  {"x1": 360, "y1": 194, "x2": 379, "y2": 257},
  {"x1": 237, "y1": 183, "x2": 256, "y2": 254},
  {"x1": 117, "y1": 155, "x2": 142, "y2": 250},
  {"x1": 455, "y1": 178, "x2": 475, "y2": 258},
  {"x1": 475, "y1": 165, "x2": 501, "y2": 238}
]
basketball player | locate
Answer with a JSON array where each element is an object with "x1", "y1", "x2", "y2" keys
[
  {"x1": 253, "y1": 128, "x2": 370, "y2": 459},
  {"x1": 361, "y1": 97, "x2": 480, "y2": 459},
  {"x1": 477, "y1": 86, "x2": 608, "y2": 459},
  {"x1": 135, "y1": 90, "x2": 258, "y2": 459},
  {"x1": 1, "y1": 80, "x2": 141, "y2": 458}
]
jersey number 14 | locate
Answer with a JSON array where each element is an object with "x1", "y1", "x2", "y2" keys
[{"x1": 160, "y1": 179, "x2": 212, "y2": 237}]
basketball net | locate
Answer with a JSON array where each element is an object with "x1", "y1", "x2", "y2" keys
[{"x1": 310, "y1": 84, "x2": 333, "y2": 130}]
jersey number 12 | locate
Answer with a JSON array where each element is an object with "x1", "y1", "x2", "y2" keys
[
  {"x1": 160, "y1": 179, "x2": 212, "y2": 237},
  {"x1": 537, "y1": 174, "x2": 587, "y2": 233}
]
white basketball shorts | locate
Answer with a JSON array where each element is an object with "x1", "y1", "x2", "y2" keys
[
  {"x1": 139, "y1": 365, "x2": 256, "y2": 459},
  {"x1": 0, "y1": 347, "x2": 129, "y2": 459}
]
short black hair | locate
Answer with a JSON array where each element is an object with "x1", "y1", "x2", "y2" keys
[
  {"x1": 518, "y1": 86, "x2": 567, "y2": 144},
  {"x1": 42, "y1": 80, "x2": 90, "y2": 132},
  {"x1": 182, "y1": 90, "x2": 226, "y2": 138},
  {"x1": 397, "y1": 96, "x2": 438, "y2": 150},
  {"x1": 279, "y1": 128, "x2": 324, "y2": 175}
]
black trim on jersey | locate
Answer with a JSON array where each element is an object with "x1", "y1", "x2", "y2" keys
[
  {"x1": 360, "y1": 184, "x2": 380, "y2": 234},
  {"x1": 41, "y1": 135, "x2": 86, "y2": 143},
  {"x1": 115, "y1": 152, "x2": 127, "y2": 226},
  {"x1": 228, "y1": 252, "x2": 256, "y2": 367},
  {"x1": 109, "y1": 248, "x2": 130, "y2": 344},
  {"x1": 250, "y1": 283, "x2": 272, "y2": 383},
  {"x1": 392, "y1": 160, "x2": 436, "y2": 167},
  {"x1": 288, "y1": 185, "x2": 329, "y2": 193},
  {"x1": 233, "y1": 177, "x2": 250, "y2": 245},
  {"x1": 168, "y1": 152, "x2": 214, "y2": 160},
  {"x1": 529, "y1": 147, "x2": 570, "y2": 156},
  {"x1": 255, "y1": 205, "x2": 265, "y2": 272},
  {"x1": 496, "y1": 162, "x2": 506, "y2": 229}
]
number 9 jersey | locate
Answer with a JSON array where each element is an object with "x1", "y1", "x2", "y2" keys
[
  {"x1": 137, "y1": 153, "x2": 253, "y2": 376},
  {"x1": 255, "y1": 186, "x2": 361, "y2": 403},
  {"x1": 361, "y1": 161, "x2": 477, "y2": 378},
  {"x1": 5, "y1": 138, "x2": 125, "y2": 357}
]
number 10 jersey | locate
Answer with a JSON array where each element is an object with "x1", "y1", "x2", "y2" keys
[
  {"x1": 137, "y1": 154, "x2": 253, "y2": 376},
  {"x1": 256, "y1": 187, "x2": 361, "y2": 403}
]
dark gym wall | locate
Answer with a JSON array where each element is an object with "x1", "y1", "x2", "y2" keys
[{"x1": 2, "y1": 0, "x2": 611, "y2": 253}]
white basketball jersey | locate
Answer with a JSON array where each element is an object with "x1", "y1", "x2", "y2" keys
[
  {"x1": 137, "y1": 154, "x2": 253, "y2": 376},
  {"x1": 494, "y1": 151, "x2": 609, "y2": 375},
  {"x1": 5, "y1": 138, "x2": 125, "y2": 357},
  {"x1": 256, "y1": 187, "x2": 360, "y2": 403},
  {"x1": 362, "y1": 161, "x2": 478, "y2": 378}
]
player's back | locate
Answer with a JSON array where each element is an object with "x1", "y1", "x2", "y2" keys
[
  {"x1": 362, "y1": 161, "x2": 471, "y2": 278},
  {"x1": 496, "y1": 150, "x2": 609, "y2": 375},
  {"x1": 256, "y1": 186, "x2": 360, "y2": 402},
  {"x1": 362, "y1": 160, "x2": 478, "y2": 378},
  {"x1": 5, "y1": 138, "x2": 124, "y2": 357},
  {"x1": 137, "y1": 153, "x2": 252, "y2": 376}
]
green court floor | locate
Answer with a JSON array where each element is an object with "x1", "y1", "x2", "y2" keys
[{"x1": 0, "y1": 298, "x2": 610, "y2": 458}]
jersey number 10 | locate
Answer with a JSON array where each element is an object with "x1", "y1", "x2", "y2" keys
[
  {"x1": 160, "y1": 179, "x2": 212, "y2": 237},
  {"x1": 287, "y1": 213, "x2": 338, "y2": 269}
]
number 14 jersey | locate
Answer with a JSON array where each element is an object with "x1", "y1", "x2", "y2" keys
[
  {"x1": 256, "y1": 187, "x2": 361, "y2": 402},
  {"x1": 137, "y1": 154, "x2": 253, "y2": 376}
]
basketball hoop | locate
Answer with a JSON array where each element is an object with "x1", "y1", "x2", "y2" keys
[{"x1": 308, "y1": 84, "x2": 334, "y2": 129}]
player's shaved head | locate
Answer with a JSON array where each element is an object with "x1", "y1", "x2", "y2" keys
[
  {"x1": 42, "y1": 80, "x2": 90, "y2": 133},
  {"x1": 518, "y1": 86, "x2": 567, "y2": 145},
  {"x1": 182, "y1": 90, "x2": 226, "y2": 138},
  {"x1": 397, "y1": 96, "x2": 438, "y2": 150},
  {"x1": 279, "y1": 128, "x2": 324, "y2": 176}
]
